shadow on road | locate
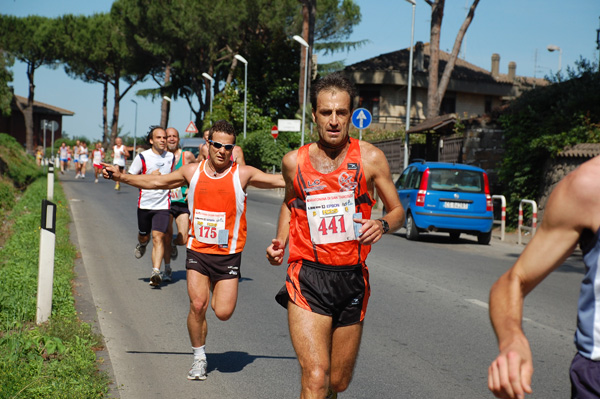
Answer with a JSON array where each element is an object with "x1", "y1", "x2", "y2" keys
[
  {"x1": 207, "y1": 351, "x2": 296, "y2": 373},
  {"x1": 124, "y1": 350, "x2": 296, "y2": 374}
]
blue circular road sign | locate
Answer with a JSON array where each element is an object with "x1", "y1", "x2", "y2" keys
[{"x1": 351, "y1": 108, "x2": 372, "y2": 130}]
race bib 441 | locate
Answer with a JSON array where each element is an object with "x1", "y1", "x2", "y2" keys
[{"x1": 306, "y1": 191, "x2": 356, "y2": 245}]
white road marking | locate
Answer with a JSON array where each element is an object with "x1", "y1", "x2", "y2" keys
[{"x1": 466, "y1": 298, "x2": 531, "y2": 322}]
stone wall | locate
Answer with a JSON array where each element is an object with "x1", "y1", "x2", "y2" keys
[{"x1": 461, "y1": 120, "x2": 505, "y2": 194}]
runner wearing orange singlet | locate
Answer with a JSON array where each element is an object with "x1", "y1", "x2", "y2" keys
[
  {"x1": 102, "y1": 119, "x2": 284, "y2": 381},
  {"x1": 266, "y1": 73, "x2": 405, "y2": 399}
]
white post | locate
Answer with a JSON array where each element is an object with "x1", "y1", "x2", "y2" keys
[
  {"x1": 234, "y1": 55, "x2": 248, "y2": 139},
  {"x1": 36, "y1": 200, "x2": 56, "y2": 324},
  {"x1": 293, "y1": 35, "x2": 309, "y2": 147},
  {"x1": 202, "y1": 73, "x2": 215, "y2": 123},
  {"x1": 47, "y1": 162, "x2": 54, "y2": 201},
  {"x1": 404, "y1": 0, "x2": 416, "y2": 170}
]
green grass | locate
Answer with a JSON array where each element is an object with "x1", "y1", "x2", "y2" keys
[{"x1": 0, "y1": 138, "x2": 109, "y2": 398}]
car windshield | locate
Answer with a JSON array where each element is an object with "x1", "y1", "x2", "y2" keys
[{"x1": 428, "y1": 169, "x2": 484, "y2": 193}]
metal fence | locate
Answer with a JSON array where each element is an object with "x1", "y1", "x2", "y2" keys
[{"x1": 372, "y1": 135, "x2": 464, "y2": 174}]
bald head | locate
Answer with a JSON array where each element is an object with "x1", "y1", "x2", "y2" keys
[{"x1": 166, "y1": 127, "x2": 180, "y2": 152}]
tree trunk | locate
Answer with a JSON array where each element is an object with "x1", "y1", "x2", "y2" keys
[
  {"x1": 298, "y1": 0, "x2": 316, "y2": 114},
  {"x1": 103, "y1": 81, "x2": 109, "y2": 147},
  {"x1": 426, "y1": 0, "x2": 480, "y2": 118},
  {"x1": 110, "y1": 75, "x2": 120, "y2": 146},
  {"x1": 226, "y1": 49, "x2": 237, "y2": 86},
  {"x1": 435, "y1": 0, "x2": 480, "y2": 106},
  {"x1": 21, "y1": 61, "x2": 36, "y2": 154},
  {"x1": 160, "y1": 63, "x2": 171, "y2": 128},
  {"x1": 426, "y1": 0, "x2": 444, "y2": 118}
]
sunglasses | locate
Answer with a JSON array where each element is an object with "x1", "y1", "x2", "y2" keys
[{"x1": 209, "y1": 140, "x2": 235, "y2": 151}]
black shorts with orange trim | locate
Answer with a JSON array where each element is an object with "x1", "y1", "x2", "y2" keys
[
  {"x1": 186, "y1": 249, "x2": 242, "y2": 282},
  {"x1": 275, "y1": 259, "x2": 370, "y2": 328}
]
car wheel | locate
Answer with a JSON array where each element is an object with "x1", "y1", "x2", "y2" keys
[
  {"x1": 478, "y1": 231, "x2": 492, "y2": 245},
  {"x1": 405, "y1": 212, "x2": 419, "y2": 241},
  {"x1": 449, "y1": 232, "x2": 461, "y2": 241}
]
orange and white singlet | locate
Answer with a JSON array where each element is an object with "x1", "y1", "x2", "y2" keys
[
  {"x1": 186, "y1": 160, "x2": 247, "y2": 255},
  {"x1": 288, "y1": 138, "x2": 375, "y2": 266}
]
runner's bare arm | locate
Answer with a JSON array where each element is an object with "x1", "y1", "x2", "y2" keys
[
  {"x1": 183, "y1": 150, "x2": 197, "y2": 164},
  {"x1": 266, "y1": 151, "x2": 296, "y2": 265},
  {"x1": 240, "y1": 165, "x2": 285, "y2": 190},
  {"x1": 355, "y1": 142, "x2": 405, "y2": 245},
  {"x1": 233, "y1": 146, "x2": 246, "y2": 166},
  {"x1": 488, "y1": 164, "x2": 599, "y2": 398},
  {"x1": 101, "y1": 162, "x2": 189, "y2": 189}
]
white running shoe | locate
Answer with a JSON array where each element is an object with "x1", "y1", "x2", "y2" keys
[
  {"x1": 135, "y1": 243, "x2": 147, "y2": 259},
  {"x1": 149, "y1": 268, "x2": 162, "y2": 287},
  {"x1": 187, "y1": 358, "x2": 207, "y2": 380}
]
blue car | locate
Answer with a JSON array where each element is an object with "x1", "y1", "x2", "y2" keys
[{"x1": 393, "y1": 161, "x2": 494, "y2": 244}]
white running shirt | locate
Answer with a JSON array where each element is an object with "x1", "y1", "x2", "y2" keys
[
  {"x1": 113, "y1": 145, "x2": 127, "y2": 167},
  {"x1": 128, "y1": 149, "x2": 175, "y2": 210}
]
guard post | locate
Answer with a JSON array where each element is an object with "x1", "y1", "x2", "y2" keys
[
  {"x1": 47, "y1": 161, "x2": 55, "y2": 201},
  {"x1": 492, "y1": 195, "x2": 506, "y2": 241},
  {"x1": 518, "y1": 199, "x2": 537, "y2": 245},
  {"x1": 36, "y1": 199, "x2": 57, "y2": 324}
]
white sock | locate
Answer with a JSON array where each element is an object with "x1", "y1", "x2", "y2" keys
[
  {"x1": 192, "y1": 345, "x2": 206, "y2": 360},
  {"x1": 165, "y1": 263, "x2": 171, "y2": 270}
]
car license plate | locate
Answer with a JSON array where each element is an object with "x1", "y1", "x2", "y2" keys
[{"x1": 443, "y1": 201, "x2": 468, "y2": 210}]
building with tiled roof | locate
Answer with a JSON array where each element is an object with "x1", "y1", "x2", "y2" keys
[
  {"x1": 344, "y1": 42, "x2": 548, "y2": 131},
  {"x1": 0, "y1": 95, "x2": 74, "y2": 151}
]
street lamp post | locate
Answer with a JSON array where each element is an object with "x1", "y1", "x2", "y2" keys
[
  {"x1": 131, "y1": 99, "x2": 138, "y2": 155},
  {"x1": 293, "y1": 35, "x2": 309, "y2": 147},
  {"x1": 404, "y1": 0, "x2": 416, "y2": 170},
  {"x1": 162, "y1": 95, "x2": 171, "y2": 127},
  {"x1": 234, "y1": 54, "x2": 248, "y2": 139},
  {"x1": 547, "y1": 44, "x2": 562, "y2": 73},
  {"x1": 202, "y1": 73, "x2": 215, "y2": 124}
]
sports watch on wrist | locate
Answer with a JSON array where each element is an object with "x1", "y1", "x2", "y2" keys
[{"x1": 377, "y1": 218, "x2": 389, "y2": 234}]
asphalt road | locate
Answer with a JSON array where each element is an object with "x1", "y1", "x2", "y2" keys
[{"x1": 60, "y1": 171, "x2": 582, "y2": 399}]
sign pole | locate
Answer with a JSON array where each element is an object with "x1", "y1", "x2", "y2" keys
[
  {"x1": 36, "y1": 199, "x2": 57, "y2": 325},
  {"x1": 42, "y1": 120, "x2": 47, "y2": 166}
]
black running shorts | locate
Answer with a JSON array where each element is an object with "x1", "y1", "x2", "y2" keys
[
  {"x1": 186, "y1": 249, "x2": 242, "y2": 282},
  {"x1": 137, "y1": 208, "x2": 170, "y2": 235},
  {"x1": 169, "y1": 202, "x2": 190, "y2": 218},
  {"x1": 275, "y1": 259, "x2": 370, "y2": 327}
]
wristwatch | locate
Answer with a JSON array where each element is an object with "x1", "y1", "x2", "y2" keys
[{"x1": 377, "y1": 218, "x2": 389, "y2": 234}]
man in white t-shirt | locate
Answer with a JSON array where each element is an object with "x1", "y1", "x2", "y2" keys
[
  {"x1": 128, "y1": 126, "x2": 175, "y2": 287},
  {"x1": 111, "y1": 137, "x2": 129, "y2": 190}
]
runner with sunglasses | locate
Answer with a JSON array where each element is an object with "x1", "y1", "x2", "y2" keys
[
  {"x1": 199, "y1": 128, "x2": 246, "y2": 166},
  {"x1": 102, "y1": 119, "x2": 284, "y2": 380}
]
